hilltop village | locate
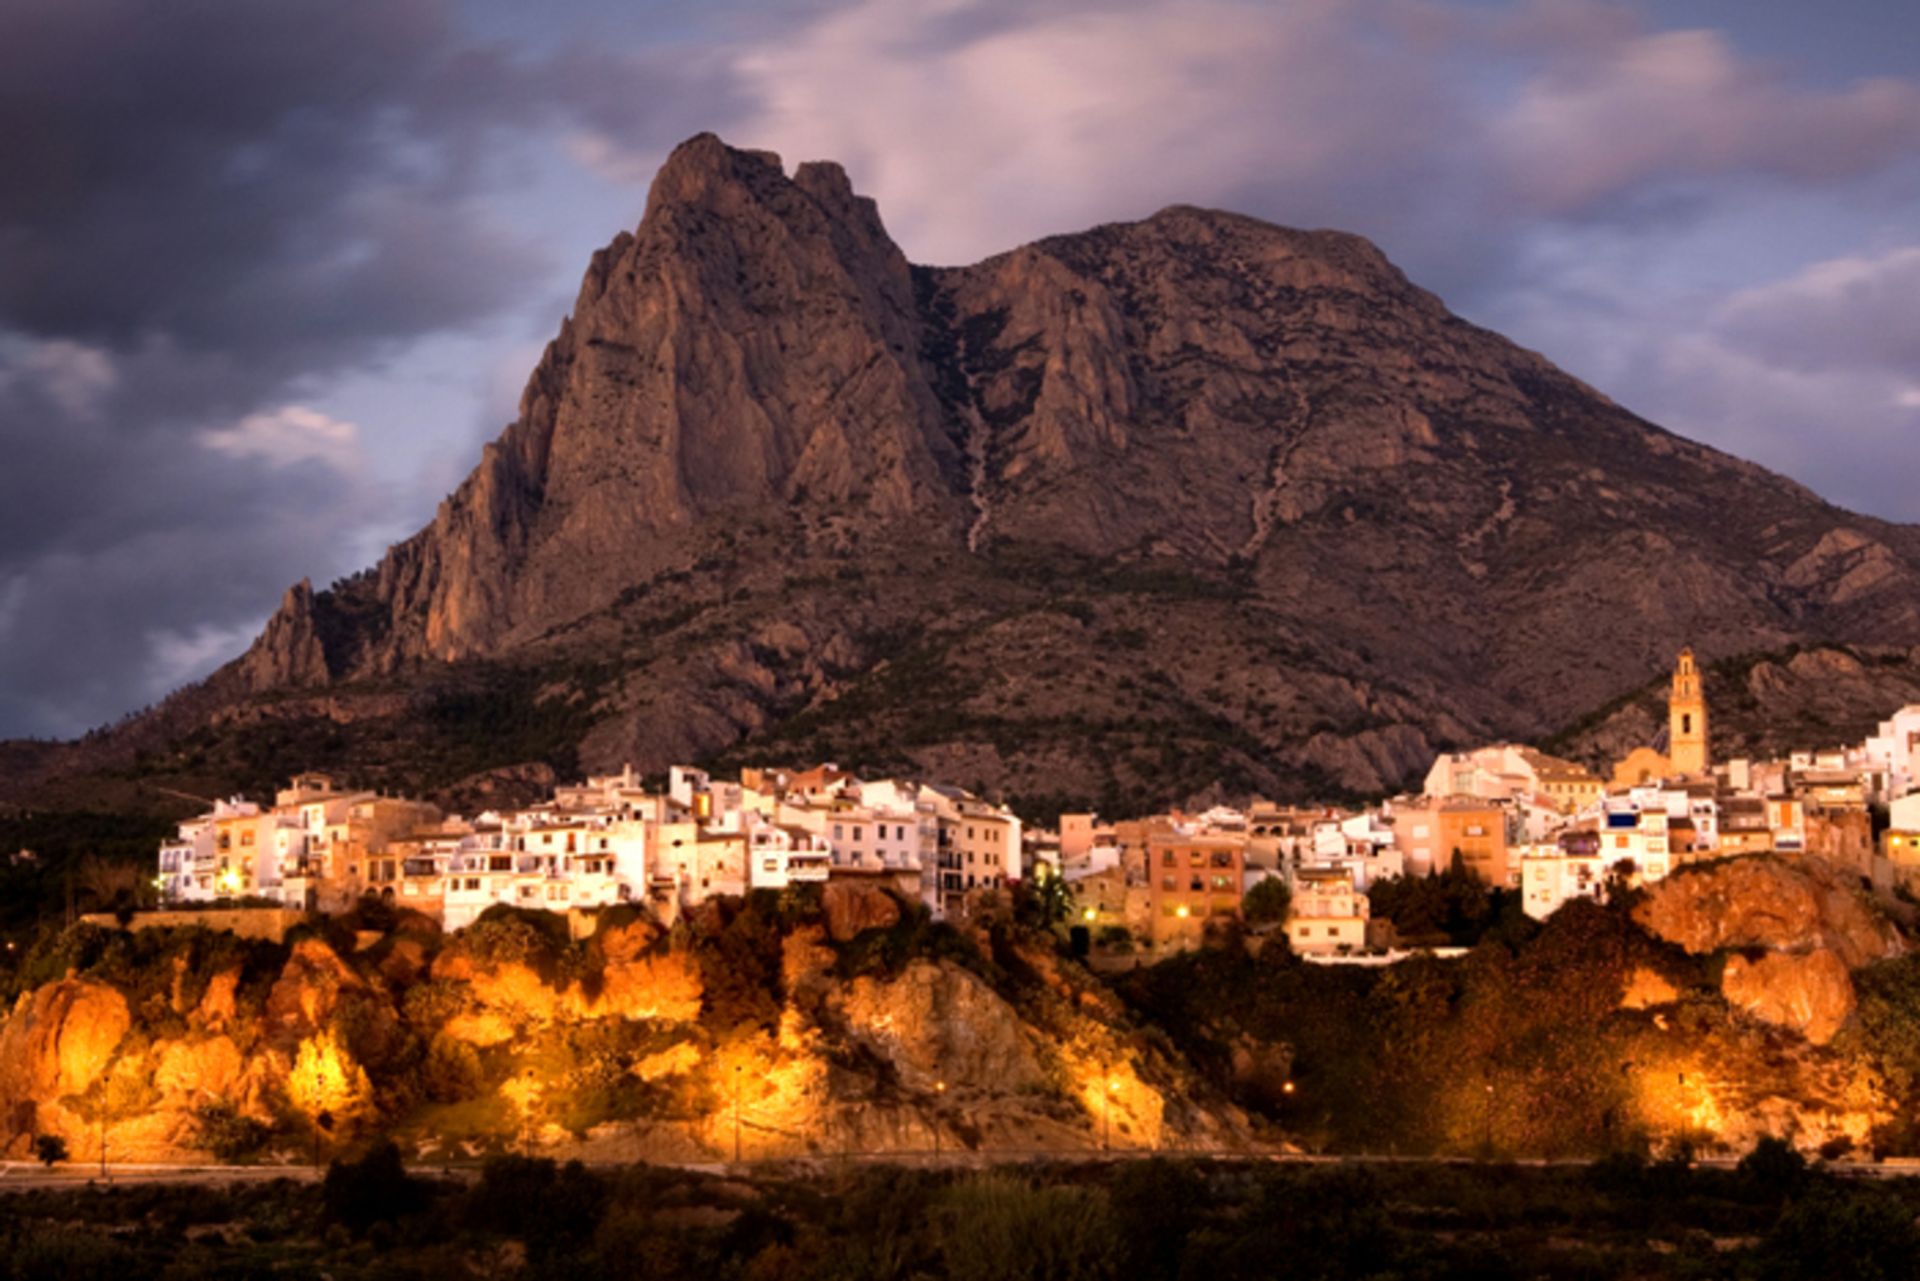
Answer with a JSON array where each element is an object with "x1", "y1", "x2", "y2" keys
[{"x1": 151, "y1": 651, "x2": 1920, "y2": 956}]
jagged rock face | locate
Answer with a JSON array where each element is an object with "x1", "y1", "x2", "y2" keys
[
  {"x1": 1634, "y1": 856, "x2": 1904, "y2": 970},
  {"x1": 822, "y1": 881, "x2": 904, "y2": 942},
  {"x1": 1722, "y1": 948, "x2": 1855, "y2": 1046},
  {"x1": 93, "y1": 131, "x2": 1920, "y2": 805},
  {"x1": 0, "y1": 916, "x2": 1247, "y2": 1163},
  {"x1": 0, "y1": 979, "x2": 129, "y2": 1104},
  {"x1": 830, "y1": 960, "x2": 1049, "y2": 1094}
]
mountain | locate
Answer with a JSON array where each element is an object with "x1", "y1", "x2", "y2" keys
[{"x1": 13, "y1": 132, "x2": 1920, "y2": 816}]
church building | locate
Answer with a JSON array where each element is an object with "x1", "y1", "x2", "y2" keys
[{"x1": 1610, "y1": 648, "x2": 1712, "y2": 787}]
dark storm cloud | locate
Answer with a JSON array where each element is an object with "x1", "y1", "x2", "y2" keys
[{"x1": 0, "y1": 0, "x2": 744, "y2": 739}]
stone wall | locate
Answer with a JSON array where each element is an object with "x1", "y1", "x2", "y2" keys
[{"x1": 78, "y1": 907, "x2": 310, "y2": 943}]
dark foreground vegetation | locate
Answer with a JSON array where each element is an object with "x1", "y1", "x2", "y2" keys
[{"x1": 2, "y1": 1145, "x2": 1915, "y2": 1280}]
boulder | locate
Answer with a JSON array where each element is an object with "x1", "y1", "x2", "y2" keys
[
  {"x1": 830, "y1": 960, "x2": 1045, "y2": 1092},
  {"x1": 1, "y1": 979, "x2": 130, "y2": 1098},
  {"x1": 1619, "y1": 967, "x2": 1681, "y2": 1011},
  {"x1": 266, "y1": 937, "x2": 366, "y2": 1037},
  {"x1": 153, "y1": 1035, "x2": 244, "y2": 1099},
  {"x1": 589, "y1": 953, "x2": 703, "y2": 1022},
  {"x1": 594, "y1": 916, "x2": 663, "y2": 966},
  {"x1": 1722, "y1": 948, "x2": 1856, "y2": 1046},
  {"x1": 822, "y1": 881, "x2": 902, "y2": 942},
  {"x1": 1634, "y1": 856, "x2": 1902, "y2": 969},
  {"x1": 196, "y1": 968, "x2": 241, "y2": 1027}
]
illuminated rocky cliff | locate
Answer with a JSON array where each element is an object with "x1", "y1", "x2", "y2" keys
[{"x1": 0, "y1": 885, "x2": 1244, "y2": 1165}]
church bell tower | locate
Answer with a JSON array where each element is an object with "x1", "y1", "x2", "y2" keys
[{"x1": 1668, "y1": 648, "x2": 1709, "y2": 776}]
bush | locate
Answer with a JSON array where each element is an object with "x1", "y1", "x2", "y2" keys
[
  {"x1": 1737, "y1": 1136, "x2": 1809, "y2": 1200},
  {"x1": 193, "y1": 1100, "x2": 271, "y2": 1162},
  {"x1": 937, "y1": 1174, "x2": 1120, "y2": 1281},
  {"x1": 464, "y1": 1155, "x2": 609, "y2": 1258},
  {"x1": 1759, "y1": 1183, "x2": 1920, "y2": 1281},
  {"x1": 7, "y1": 1226, "x2": 139, "y2": 1281},
  {"x1": 1242, "y1": 878, "x2": 1291, "y2": 927},
  {"x1": 32, "y1": 1134, "x2": 67, "y2": 1167},
  {"x1": 323, "y1": 1139, "x2": 429, "y2": 1236}
]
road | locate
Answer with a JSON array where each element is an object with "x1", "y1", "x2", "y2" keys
[{"x1": 6, "y1": 1149, "x2": 1919, "y2": 1192}]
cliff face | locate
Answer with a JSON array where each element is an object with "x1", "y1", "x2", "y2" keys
[
  {"x1": 45, "y1": 132, "x2": 1920, "y2": 811},
  {"x1": 0, "y1": 893, "x2": 1243, "y2": 1164}
]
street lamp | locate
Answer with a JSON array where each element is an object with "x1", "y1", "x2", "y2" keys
[
  {"x1": 733, "y1": 1065, "x2": 743, "y2": 1164},
  {"x1": 933, "y1": 1080, "x2": 946, "y2": 1158}
]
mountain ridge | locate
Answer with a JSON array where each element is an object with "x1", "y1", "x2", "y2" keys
[{"x1": 9, "y1": 131, "x2": 1920, "y2": 815}]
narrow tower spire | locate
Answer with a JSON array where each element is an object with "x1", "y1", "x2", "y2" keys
[{"x1": 1668, "y1": 648, "x2": 1709, "y2": 776}]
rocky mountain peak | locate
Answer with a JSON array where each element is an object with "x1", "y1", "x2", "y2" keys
[{"x1": 143, "y1": 133, "x2": 1920, "y2": 807}]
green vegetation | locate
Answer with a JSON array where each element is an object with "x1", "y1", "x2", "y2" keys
[
  {"x1": 0, "y1": 809, "x2": 173, "y2": 942},
  {"x1": 1367, "y1": 867, "x2": 1534, "y2": 948},
  {"x1": 1240, "y1": 876, "x2": 1291, "y2": 927},
  {"x1": 1121, "y1": 897, "x2": 1720, "y2": 1155}
]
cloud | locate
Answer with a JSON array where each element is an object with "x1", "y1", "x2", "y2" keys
[
  {"x1": 1491, "y1": 26, "x2": 1920, "y2": 216},
  {"x1": 0, "y1": 0, "x2": 747, "y2": 738},
  {"x1": 201, "y1": 406, "x2": 364, "y2": 474},
  {"x1": 1715, "y1": 244, "x2": 1920, "y2": 374},
  {"x1": 0, "y1": 339, "x2": 117, "y2": 418},
  {"x1": 714, "y1": 0, "x2": 1469, "y2": 266}
]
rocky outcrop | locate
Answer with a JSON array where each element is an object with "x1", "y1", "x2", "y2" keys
[
  {"x1": 266, "y1": 937, "x2": 367, "y2": 1039},
  {"x1": 1634, "y1": 856, "x2": 1905, "y2": 1045},
  {"x1": 1722, "y1": 949, "x2": 1855, "y2": 1046},
  {"x1": 822, "y1": 881, "x2": 903, "y2": 942},
  {"x1": 235, "y1": 579, "x2": 331, "y2": 692},
  {"x1": 0, "y1": 980, "x2": 129, "y2": 1102},
  {"x1": 830, "y1": 960, "x2": 1048, "y2": 1094},
  {"x1": 1634, "y1": 856, "x2": 1903, "y2": 969}
]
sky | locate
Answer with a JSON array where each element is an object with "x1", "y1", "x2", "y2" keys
[{"x1": 2, "y1": 0, "x2": 1918, "y2": 741}]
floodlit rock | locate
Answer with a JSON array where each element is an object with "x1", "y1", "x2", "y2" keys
[
  {"x1": 1619, "y1": 966, "x2": 1682, "y2": 1010},
  {"x1": 153, "y1": 1035, "x2": 244, "y2": 1099},
  {"x1": 1722, "y1": 948, "x2": 1856, "y2": 1046},
  {"x1": 589, "y1": 952, "x2": 703, "y2": 1022},
  {"x1": 1634, "y1": 856, "x2": 1903, "y2": 969},
  {"x1": 831, "y1": 960, "x2": 1046, "y2": 1093},
  {"x1": 266, "y1": 937, "x2": 367, "y2": 1037},
  {"x1": 0, "y1": 979, "x2": 130, "y2": 1098},
  {"x1": 822, "y1": 881, "x2": 902, "y2": 942}
]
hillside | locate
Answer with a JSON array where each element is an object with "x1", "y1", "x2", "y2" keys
[
  {"x1": 6, "y1": 857, "x2": 1920, "y2": 1165},
  {"x1": 10, "y1": 132, "x2": 1920, "y2": 817},
  {"x1": 0, "y1": 885, "x2": 1244, "y2": 1166}
]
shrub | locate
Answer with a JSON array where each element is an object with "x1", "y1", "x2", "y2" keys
[
  {"x1": 32, "y1": 1134, "x2": 67, "y2": 1167},
  {"x1": 1737, "y1": 1136, "x2": 1810, "y2": 1200},
  {"x1": 464, "y1": 1155, "x2": 609, "y2": 1258},
  {"x1": 1242, "y1": 877, "x2": 1291, "y2": 927},
  {"x1": 1759, "y1": 1183, "x2": 1920, "y2": 1281},
  {"x1": 194, "y1": 1100, "x2": 272, "y2": 1162},
  {"x1": 322, "y1": 1139, "x2": 429, "y2": 1236},
  {"x1": 937, "y1": 1173, "x2": 1120, "y2": 1281}
]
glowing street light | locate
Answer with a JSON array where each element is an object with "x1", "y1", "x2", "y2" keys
[{"x1": 933, "y1": 1080, "x2": 947, "y2": 1158}]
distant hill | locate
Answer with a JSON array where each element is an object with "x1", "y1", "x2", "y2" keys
[{"x1": 11, "y1": 133, "x2": 1920, "y2": 818}]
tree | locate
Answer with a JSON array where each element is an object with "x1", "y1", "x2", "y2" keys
[
  {"x1": 1014, "y1": 871, "x2": 1073, "y2": 929},
  {"x1": 33, "y1": 1134, "x2": 67, "y2": 1167},
  {"x1": 1242, "y1": 877, "x2": 1292, "y2": 927},
  {"x1": 75, "y1": 855, "x2": 139, "y2": 914},
  {"x1": 324, "y1": 1139, "x2": 428, "y2": 1235}
]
